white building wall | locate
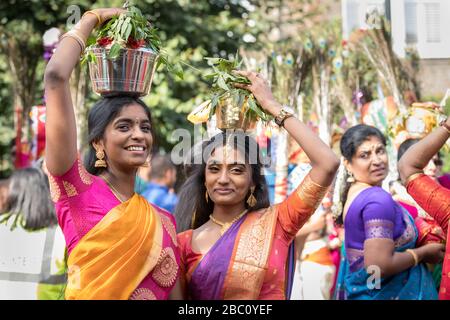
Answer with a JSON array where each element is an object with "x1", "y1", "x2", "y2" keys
[{"x1": 342, "y1": 0, "x2": 450, "y2": 59}]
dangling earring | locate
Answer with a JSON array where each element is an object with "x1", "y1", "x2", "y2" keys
[
  {"x1": 95, "y1": 150, "x2": 107, "y2": 168},
  {"x1": 205, "y1": 190, "x2": 209, "y2": 203},
  {"x1": 346, "y1": 171, "x2": 355, "y2": 183},
  {"x1": 247, "y1": 186, "x2": 257, "y2": 207},
  {"x1": 140, "y1": 161, "x2": 149, "y2": 168}
]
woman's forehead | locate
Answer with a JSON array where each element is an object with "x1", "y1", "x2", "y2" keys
[
  {"x1": 356, "y1": 136, "x2": 384, "y2": 151},
  {"x1": 116, "y1": 103, "x2": 148, "y2": 119},
  {"x1": 207, "y1": 146, "x2": 246, "y2": 164}
]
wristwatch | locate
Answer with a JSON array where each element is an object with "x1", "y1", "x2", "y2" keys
[
  {"x1": 439, "y1": 117, "x2": 450, "y2": 134},
  {"x1": 274, "y1": 105, "x2": 295, "y2": 127}
]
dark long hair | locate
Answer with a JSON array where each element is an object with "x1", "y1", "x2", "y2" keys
[
  {"x1": 1, "y1": 167, "x2": 57, "y2": 230},
  {"x1": 174, "y1": 131, "x2": 270, "y2": 232},
  {"x1": 335, "y1": 124, "x2": 387, "y2": 225},
  {"x1": 84, "y1": 96, "x2": 153, "y2": 175}
]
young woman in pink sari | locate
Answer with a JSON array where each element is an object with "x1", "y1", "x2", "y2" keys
[
  {"x1": 44, "y1": 8, "x2": 180, "y2": 300},
  {"x1": 175, "y1": 70, "x2": 340, "y2": 299},
  {"x1": 399, "y1": 115, "x2": 450, "y2": 300}
]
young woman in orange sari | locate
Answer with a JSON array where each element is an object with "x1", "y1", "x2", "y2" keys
[
  {"x1": 399, "y1": 115, "x2": 450, "y2": 300},
  {"x1": 175, "y1": 71, "x2": 340, "y2": 299},
  {"x1": 44, "y1": 8, "x2": 180, "y2": 300}
]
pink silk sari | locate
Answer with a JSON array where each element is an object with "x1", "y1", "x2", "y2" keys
[{"x1": 48, "y1": 159, "x2": 179, "y2": 299}]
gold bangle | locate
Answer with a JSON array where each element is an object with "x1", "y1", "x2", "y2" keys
[
  {"x1": 68, "y1": 30, "x2": 86, "y2": 52},
  {"x1": 439, "y1": 119, "x2": 450, "y2": 134},
  {"x1": 61, "y1": 30, "x2": 86, "y2": 53},
  {"x1": 406, "y1": 249, "x2": 419, "y2": 267},
  {"x1": 82, "y1": 10, "x2": 102, "y2": 28}
]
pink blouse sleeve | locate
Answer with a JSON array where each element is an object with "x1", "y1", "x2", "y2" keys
[
  {"x1": 275, "y1": 173, "x2": 329, "y2": 241},
  {"x1": 47, "y1": 158, "x2": 94, "y2": 203}
]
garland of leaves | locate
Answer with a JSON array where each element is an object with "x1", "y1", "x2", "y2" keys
[
  {"x1": 204, "y1": 54, "x2": 272, "y2": 122},
  {"x1": 83, "y1": 4, "x2": 183, "y2": 79}
]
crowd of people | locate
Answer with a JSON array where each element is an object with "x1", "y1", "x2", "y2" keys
[{"x1": 0, "y1": 7, "x2": 449, "y2": 300}]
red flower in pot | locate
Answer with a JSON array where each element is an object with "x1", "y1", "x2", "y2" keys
[
  {"x1": 97, "y1": 37, "x2": 113, "y2": 47},
  {"x1": 127, "y1": 38, "x2": 146, "y2": 49}
]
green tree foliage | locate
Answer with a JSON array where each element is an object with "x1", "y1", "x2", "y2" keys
[{"x1": 0, "y1": 0, "x2": 260, "y2": 176}]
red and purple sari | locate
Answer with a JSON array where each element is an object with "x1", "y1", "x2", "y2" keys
[{"x1": 178, "y1": 174, "x2": 329, "y2": 300}]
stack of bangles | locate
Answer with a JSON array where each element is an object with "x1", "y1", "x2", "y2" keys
[
  {"x1": 59, "y1": 11, "x2": 102, "y2": 54},
  {"x1": 60, "y1": 30, "x2": 86, "y2": 53}
]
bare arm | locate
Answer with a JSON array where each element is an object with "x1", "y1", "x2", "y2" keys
[
  {"x1": 364, "y1": 239, "x2": 444, "y2": 278},
  {"x1": 44, "y1": 8, "x2": 124, "y2": 176},
  {"x1": 234, "y1": 71, "x2": 340, "y2": 187},
  {"x1": 398, "y1": 117, "x2": 450, "y2": 183}
]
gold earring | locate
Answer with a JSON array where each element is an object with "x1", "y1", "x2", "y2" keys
[
  {"x1": 205, "y1": 190, "x2": 209, "y2": 203},
  {"x1": 140, "y1": 161, "x2": 149, "y2": 168},
  {"x1": 346, "y1": 171, "x2": 355, "y2": 183},
  {"x1": 95, "y1": 150, "x2": 107, "y2": 168},
  {"x1": 247, "y1": 186, "x2": 257, "y2": 207}
]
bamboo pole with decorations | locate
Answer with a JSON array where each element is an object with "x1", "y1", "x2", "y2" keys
[
  {"x1": 303, "y1": 30, "x2": 337, "y2": 147},
  {"x1": 270, "y1": 46, "x2": 309, "y2": 203}
]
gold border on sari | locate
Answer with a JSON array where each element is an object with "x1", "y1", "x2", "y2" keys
[
  {"x1": 405, "y1": 172, "x2": 425, "y2": 187},
  {"x1": 222, "y1": 207, "x2": 278, "y2": 299}
]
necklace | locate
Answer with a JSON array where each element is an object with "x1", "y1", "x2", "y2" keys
[
  {"x1": 100, "y1": 174, "x2": 127, "y2": 203},
  {"x1": 209, "y1": 209, "x2": 248, "y2": 236}
]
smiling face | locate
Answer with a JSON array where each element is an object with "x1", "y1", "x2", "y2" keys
[
  {"x1": 345, "y1": 135, "x2": 389, "y2": 186},
  {"x1": 204, "y1": 145, "x2": 253, "y2": 207},
  {"x1": 94, "y1": 103, "x2": 153, "y2": 170}
]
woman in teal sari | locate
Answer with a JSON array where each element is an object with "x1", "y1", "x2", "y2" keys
[{"x1": 334, "y1": 125, "x2": 444, "y2": 300}]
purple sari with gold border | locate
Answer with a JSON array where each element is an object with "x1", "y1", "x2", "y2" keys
[{"x1": 178, "y1": 174, "x2": 329, "y2": 300}]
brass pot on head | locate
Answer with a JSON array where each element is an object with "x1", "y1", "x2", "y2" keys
[{"x1": 215, "y1": 95, "x2": 257, "y2": 132}]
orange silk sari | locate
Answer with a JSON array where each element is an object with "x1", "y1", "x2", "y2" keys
[{"x1": 65, "y1": 194, "x2": 163, "y2": 299}]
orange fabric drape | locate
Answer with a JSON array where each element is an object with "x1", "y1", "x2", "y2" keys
[{"x1": 65, "y1": 194, "x2": 163, "y2": 300}]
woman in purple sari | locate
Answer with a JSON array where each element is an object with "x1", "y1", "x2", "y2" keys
[
  {"x1": 334, "y1": 125, "x2": 444, "y2": 300},
  {"x1": 175, "y1": 70, "x2": 340, "y2": 300}
]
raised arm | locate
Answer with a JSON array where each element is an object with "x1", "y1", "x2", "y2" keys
[
  {"x1": 44, "y1": 8, "x2": 124, "y2": 176},
  {"x1": 234, "y1": 71, "x2": 340, "y2": 187},
  {"x1": 398, "y1": 116, "x2": 450, "y2": 183}
]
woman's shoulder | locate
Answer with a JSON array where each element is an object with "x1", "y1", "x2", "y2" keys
[
  {"x1": 177, "y1": 229, "x2": 193, "y2": 251},
  {"x1": 152, "y1": 204, "x2": 173, "y2": 219},
  {"x1": 357, "y1": 186, "x2": 393, "y2": 204},
  {"x1": 47, "y1": 158, "x2": 96, "y2": 203},
  {"x1": 150, "y1": 204, "x2": 179, "y2": 232},
  {"x1": 177, "y1": 229, "x2": 193, "y2": 239},
  {"x1": 346, "y1": 186, "x2": 395, "y2": 220},
  {"x1": 353, "y1": 186, "x2": 399, "y2": 222},
  {"x1": 249, "y1": 207, "x2": 271, "y2": 216}
]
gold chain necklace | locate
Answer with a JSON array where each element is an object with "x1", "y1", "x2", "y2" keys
[
  {"x1": 210, "y1": 209, "x2": 248, "y2": 236},
  {"x1": 100, "y1": 174, "x2": 126, "y2": 203}
]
